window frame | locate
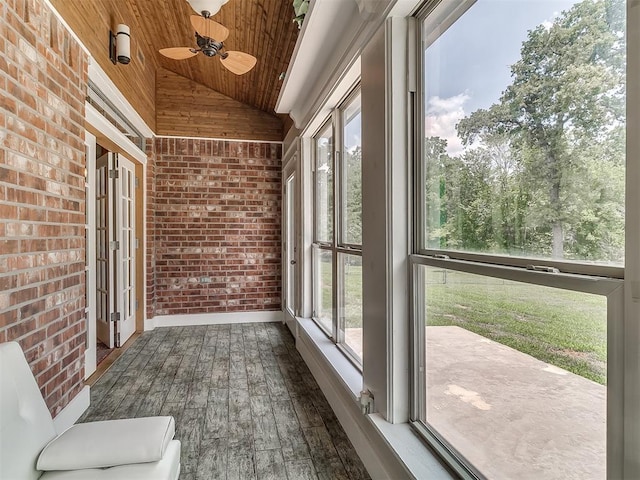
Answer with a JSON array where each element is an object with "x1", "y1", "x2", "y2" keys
[
  {"x1": 313, "y1": 117, "x2": 335, "y2": 248},
  {"x1": 410, "y1": 255, "x2": 624, "y2": 479},
  {"x1": 311, "y1": 84, "x2": 364, "y2": 367},
  {"x1": 411, "y1": 1, "x2": 629, "y2": 477},
  {"x1": 338, "y1": 88, "x2": 363, "y2": 250},
  {"x1": 413, "y1": 0, "x2": 624, "y2": 280}
]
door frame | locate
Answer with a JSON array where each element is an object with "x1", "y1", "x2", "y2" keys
[
  {"x1": 84, "y1": 132, "x2": 98, "y2": 373},
  {"x1": 282, "y1": 141, "x2": 301, "y2": 336},
  {"x1": 84, "y1": 105, "x2": 147, "y2": 378}
]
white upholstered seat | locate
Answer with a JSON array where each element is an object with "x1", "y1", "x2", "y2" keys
[{"x1": 0, "y1": 341, "x2": 180, "y2": 480}]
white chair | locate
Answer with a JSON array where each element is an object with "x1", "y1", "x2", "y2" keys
[{"x1": 0, "y1": 341, "x2": 181, "y2": 480}]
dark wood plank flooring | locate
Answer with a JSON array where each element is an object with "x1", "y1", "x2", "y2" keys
[{"x1": 80, "y1": 322, "x2": 371, "y2": 480}]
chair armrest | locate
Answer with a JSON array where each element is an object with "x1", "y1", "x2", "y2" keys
[{"x1": 37, "y1": 416, "x2": 175, "y2": 471}]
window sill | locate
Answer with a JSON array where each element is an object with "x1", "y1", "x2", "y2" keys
[
  {"x1": 295, "y1": 317, "x2": 454, "y2": 480},
  {"x1": 297, "y1": 317, "x2": 362, "y2": 399},
  {"x1": 369, "y1": 414, "x2": 455, "y2": 480}
]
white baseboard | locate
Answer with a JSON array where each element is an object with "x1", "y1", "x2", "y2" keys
[
  {"x1": 151, "y1": 310, "x2": 283, "y2": 329},
  {"x1": 53, "y1": 385, "x2": 90, "y2": 434},
  {"x1": 144, "y1": 316, "x2": 156, "y2": 331}
]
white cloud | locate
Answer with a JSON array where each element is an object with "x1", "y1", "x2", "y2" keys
[
  {"x1": 542, "y1": 11, "x2": 561, "y2": 31},
  {"x1": 425, "y1": 93, "x2": 470, "y2": 156}
]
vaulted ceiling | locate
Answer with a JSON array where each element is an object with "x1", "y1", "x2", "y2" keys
[
  {"x1": 138, "y1": 0, "x2": 299, "y2": 113},
  {"x1": 50, "y1": 0, "x2": 300, "y2": 138}
]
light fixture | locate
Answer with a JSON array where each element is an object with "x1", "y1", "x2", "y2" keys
[
  {"x1": 186, "y1": 0, "x2": 229, "y2": 17},
  {"x1": 109, "y1": 24, "x2": 130, "y2": 65}
]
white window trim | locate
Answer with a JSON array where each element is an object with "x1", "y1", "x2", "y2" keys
[{"x1": 310, "y1": 86, "x2": 364, "y2": 368}]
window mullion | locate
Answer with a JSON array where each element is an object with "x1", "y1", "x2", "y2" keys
[{"x1": 332, "y1": 108, "x2": 341, "y2": 343}]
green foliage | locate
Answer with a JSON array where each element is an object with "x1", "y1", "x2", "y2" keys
[
  {"x1": 292, "y1": 0, "x2": 309, "y2": 29},
  {"x1": 344, "y1": 146, "x2": 362, "y2": 244},
  {"x1": 431, "y1": 0, "x2": 626, "y2": 262}
]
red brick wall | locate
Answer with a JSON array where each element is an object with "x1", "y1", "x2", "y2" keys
[
  {"x1": 0, "y1": 0, "x2": 88, "y2": 416},
  {"x1": 153, "y1": 137, "x2": 282, "y2": 316}
]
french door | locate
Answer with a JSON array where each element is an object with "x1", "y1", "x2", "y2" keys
[
  {"x1": 95, "y1": 152, "x2": 136, "y2": 348},
  {"x1": 116, "y1": 154, "x2": 136, "y2": 346},
  {"x1": 95, "y1": 153, "x2": 112, "y2": 347}
]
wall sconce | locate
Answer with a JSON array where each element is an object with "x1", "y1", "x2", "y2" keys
[{"x1": 109, "y1": 24, "x2": 130, "y2": 65}]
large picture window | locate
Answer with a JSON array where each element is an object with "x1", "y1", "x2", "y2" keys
[
  {"x1": 312, "y1": 87, "x2": 363, "y2": 364},
  {"x1": 413, "y1": 0, "x2": 626, "y2": 478}
]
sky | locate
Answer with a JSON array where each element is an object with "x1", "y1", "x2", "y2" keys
[{"x1": 425, "y1": 0, "x2": 579, "y2": 155}]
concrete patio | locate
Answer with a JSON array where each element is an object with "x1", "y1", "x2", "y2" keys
[
  {"x1": 344, "y1": 326, "x2": 605, "y2": 478},
  {"x1": 426, "y1": 326, "x2": 605, "y2": 480}
]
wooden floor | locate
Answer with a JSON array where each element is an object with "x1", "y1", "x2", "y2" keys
[{"x1": 80, "y1": 322, "x2": 371, "y2": 480}]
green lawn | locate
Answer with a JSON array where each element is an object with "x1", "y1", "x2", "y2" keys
[
  {"x1": 317, "y1": 256, "x2": 363, "y2": 329},
  {"x1": 425, "y1": 269, "x2": 607, "y2": 384},
  {"x1": 316, "y1": 262, "x2": 606, "y2": 384}
]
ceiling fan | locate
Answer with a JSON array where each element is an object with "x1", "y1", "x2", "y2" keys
[{"x1": 159, "y1": 11, "x2": 257, "y2": 75}]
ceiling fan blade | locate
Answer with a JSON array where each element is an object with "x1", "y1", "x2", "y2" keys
[
  {"x1": 220, "y1": 51, "x2": 257, "y2": 75},
  {"x1": 159, "y1": 47, "x2": 198, "y2": 60},
  {"x1": 190, "y1": 15, "x2": 229, "y2": 42}
]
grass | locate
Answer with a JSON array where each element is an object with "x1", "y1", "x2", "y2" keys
[
  {"x1": 425, "y1": 269, "x2": 606, "y2": 384},
  {"x1": 317, "y1": 256, "x2": 363, "y2": 329},
  {"x1": 342, "y1": 259, "x2": 363, "y2": 328},
  {"x1": 315, "y1": 261, "x2": 606, "y2": 385}
]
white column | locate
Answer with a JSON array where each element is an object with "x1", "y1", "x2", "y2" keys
[
  {"x1": 361, "y1": 16, "x2": 410, "y2": 423},
  {"x1": 624, "y1": 1, "x2": 640, "y2": 477}
]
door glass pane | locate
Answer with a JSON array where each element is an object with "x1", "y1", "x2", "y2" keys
[
  {"x1": 423, "y1": 0, "x2": 626, "y2": 265},
  {"x1": 313, "y1": 247, "x2": 333, "y2": 334},
  {"x1": 420, "y1": 264, "x2": 606, "y2": 479},
  {"x1": 338, "y1": 252, "x2": 362, "y2": 361},
  {"x1": 315, "y1": 123, "x2": 333, "y2": 243},
  {"x1": 342, "y1": 94, "x2": 362, "y2": 246}
]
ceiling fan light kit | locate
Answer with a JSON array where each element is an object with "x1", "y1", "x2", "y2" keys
[
  {"x1": 160, "y1": 9, "x2": 257, "y2": 75},
  {"x1": 186, "y1": 0, "x2": 229, "y2": 17}
]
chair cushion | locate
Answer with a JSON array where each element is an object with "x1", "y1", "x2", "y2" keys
[
  {"x1": 39, "y1": 439, "x2": 181, "y2": 480},
  {"x1": 37, "y1": 416, "x2": 175, "y2": 471}
]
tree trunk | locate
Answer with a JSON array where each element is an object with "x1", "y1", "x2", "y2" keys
[
  {"x1": 548, "y1": 149, "x2": 563, "y2": 259},
  {"x1": 552, "y1": 221, "x2": 563, "y2": 259}
]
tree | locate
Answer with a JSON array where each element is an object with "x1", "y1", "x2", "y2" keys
[
  {"x1": 344, "y1": 146, "x2": 362, "y2": 244},
  {"x1": 424, "y1": 136, "x2": 454, "y2": 249},
  {"x1": 426, "y1": 135, "x2": 531, "y2": 255},
  {"x1": 457, "y1": 0, "x2": 625, "y2": 260}
]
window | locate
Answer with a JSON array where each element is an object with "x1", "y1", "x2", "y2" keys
[
  {"x1": 313, "y1": 87, "x2": 363, "y2": 363},
  {"x1": 413, "y1": 0, "x2": 626, "y2": 478},
  {"x1": 315, "y1": 122, "x2": 334, "y2": 244}
]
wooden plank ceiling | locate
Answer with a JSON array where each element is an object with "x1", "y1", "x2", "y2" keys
[
  {"x1": 132, "y1": 0, "x2": 299, "y2": 115},
  {"x1": 50, "y1": 0, "x2": 299, "y2": 135}
]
